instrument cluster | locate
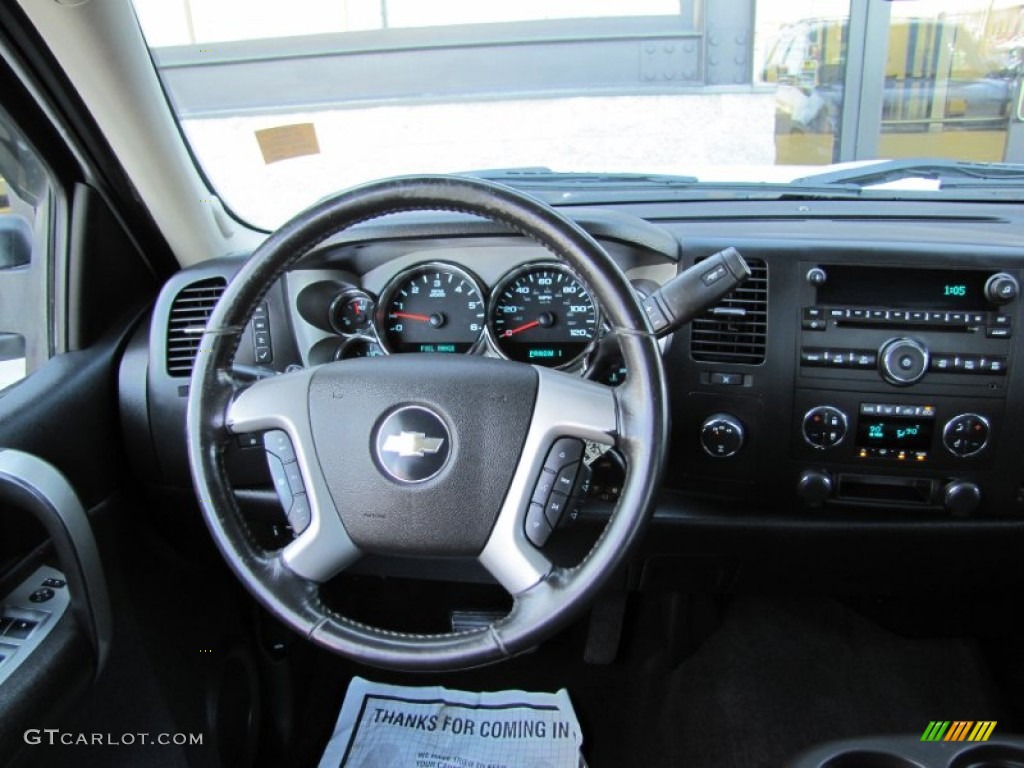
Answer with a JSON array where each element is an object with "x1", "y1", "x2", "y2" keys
[{"x1": 301, "y1": 260, "x2": 603, "y2": 371}]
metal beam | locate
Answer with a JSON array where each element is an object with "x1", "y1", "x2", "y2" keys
[
  {"x1": 151, "y1": 15, "x2": 754, "y2": 119},
  {"x1": 838, "y1": 0, "x2": 891, "y2": 161}
]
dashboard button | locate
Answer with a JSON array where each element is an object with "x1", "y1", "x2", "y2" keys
[
  {"x1": 879, "y1": 337, "x2": 929, "y2": 386},
  {"x1": 802, "y1": 406, "x2": 847, "y2": 450},
  {"x1": 930, "y1": 355, "x2": 954, "y2": 372},
  {"x1": 709, "y1": 372, "x2": 743, "y2": 385},
  {"x1": 29, "y1": 589, "x2": 54, "y2": 604},
  {"x1": 254, "y1": 346, "x2": 273, "y2": 364},
  {"x1": 888, "y1": 310, "x2": 908, "y2": 322},
  {"x1": 943, "y1": 414, "x2": 990, "y2": 458},
  {"x1": 984, "y1": 356, "x2": 1008, "y2": 374},
  {"x1": 802, "y1": 318, "x2": 826, "y2": 331},
  {"x1": 909, "y1": 311, "x2": 927, "y2": 322},
  {"x1": 801, "y1": 349, "x2": 825, "y2": 366},
  {"x1": 986, "y1": 326, "x2": 1011, "y2": 339}
]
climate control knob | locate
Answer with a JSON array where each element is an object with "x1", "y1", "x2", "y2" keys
[
  {"x1": 942, "y1": 413, "x2": 990, "y2": 457},
  {"x1": 878, "y1": 337, "x2": 929, "y2": 386},
  {"x1": 700, "y1": 413, "x2": 745, "y2": 458},
  {"x1": 802, "y1": 406, "x2": 848, "y2": 450}
]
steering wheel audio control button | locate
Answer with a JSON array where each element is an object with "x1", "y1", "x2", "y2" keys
[
  {"x1": 554, "y1": 463, "x2": 579, "y2": 495},
  {"x1": 524, "y1": 503, "x2": 553, "y2": 547},
  {"x1": 531, "y1": 469, "x2": 557, "y2": 506},
  {"x1": 545, "y1": 438, "x2": 584, "y2": 472},
  {"x1": 544, "y1": 492, "x2": 569, "y2": 528}
]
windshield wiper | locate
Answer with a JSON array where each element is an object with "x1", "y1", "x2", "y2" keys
[
  {"x1": 463, "y1": 167, "x2": 699, "y2": 185},
  {"x1": 793, "y1": 158, "x2": 1024, "y2": 189}
]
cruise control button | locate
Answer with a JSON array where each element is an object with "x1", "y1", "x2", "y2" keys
[
  {"x1": 525, "y1": 504, "x2": 553, "y2": 547},
  {"x1": 571, "y1": 462, "x2": 593, "y2": 500},
  {"x1": 264, "y1": 430, "x2": 297, "y2": 463},
  {"x1": 283, "y1": 462, "x2": 305, "y2": 495},
  {"x1": 288, "y1": 494, "x2": 311, "y2": 534}
]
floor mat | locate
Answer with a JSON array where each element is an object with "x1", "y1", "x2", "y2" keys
[{"x1": 300, "y1": 596, "x2": 1008, "y2": 768}]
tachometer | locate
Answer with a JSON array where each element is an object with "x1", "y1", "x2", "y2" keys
[
  {"x1": 489, "y1": 263, "x2": 599, "y2": 367},
  {"x1": 377, "y1": 263, "x2": 486, "y2": 354}
]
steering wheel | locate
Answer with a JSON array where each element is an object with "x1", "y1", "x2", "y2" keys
[{"x1": 187, "y1": 175, "x2": 668, "y2": 671}]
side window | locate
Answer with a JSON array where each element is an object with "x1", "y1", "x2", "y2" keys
[{"x1": 0, "y1": 110, "x2": 53, "y2": 390}]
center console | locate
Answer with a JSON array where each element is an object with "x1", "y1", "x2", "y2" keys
[{"x1": 791, "y1": 263, "x2": 1018, "y2": 514}]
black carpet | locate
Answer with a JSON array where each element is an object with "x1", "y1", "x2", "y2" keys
[{"x1": 289, "y1": 594, "x2": 1009, "y2": 768}]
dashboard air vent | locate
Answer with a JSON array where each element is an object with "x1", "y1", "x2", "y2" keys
[
  {"x1": 690, "y1": 258, "x2": 768, "y2": 364},
  {"x1": 166, "y1": 277, "x2": 227, "y2": 377}
]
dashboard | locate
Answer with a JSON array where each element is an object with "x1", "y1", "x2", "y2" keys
[{"x1": 119, "y1": 199, "x2": 1024, "y2": 591}]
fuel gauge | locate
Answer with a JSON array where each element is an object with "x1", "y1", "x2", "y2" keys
[{"x1": 330, "y1": 291, "x2": 375, "y2": 335}]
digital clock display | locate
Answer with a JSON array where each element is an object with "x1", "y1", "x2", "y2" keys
[{"x1": 817, "y1": 267, "x2": 991, "y2": 310}]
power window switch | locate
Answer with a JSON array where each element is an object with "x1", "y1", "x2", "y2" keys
[{"x1": 5, "y1": 619, "x2": 39, "y2": 640}]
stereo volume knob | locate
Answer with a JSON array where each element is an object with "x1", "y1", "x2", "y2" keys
[
  {"x1": 985, "y1": 273, "x2": 1019, "y2": 305},
  {"x1": 879, "y1": 337, "x2": 929, "y2": 386},
  {"x1": 802, "y1": 406, "x2": 847, "y2": 449},
  {"x1": 700, "y1": 413, "x2": 745, "y2": 458}
]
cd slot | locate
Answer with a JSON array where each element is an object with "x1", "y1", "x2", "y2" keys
[
  {"x1": 834, "y1": 319, "x2": 975, "y2": 333},
  {"x1": 836, "y1": 474, "x2": 936, "y2": 505}
]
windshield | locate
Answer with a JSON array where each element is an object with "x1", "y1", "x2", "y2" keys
[{"x1": 130, "y1": 0, "x2": 1024, "y2": 229}]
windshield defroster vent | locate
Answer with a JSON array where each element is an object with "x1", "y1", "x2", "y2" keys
[
  {"x1": 166, "y1": 277, "x2": 227, "y2": 377},
  {"x1": 690, "y1": 258, "x2": 768, "y2": 365}
]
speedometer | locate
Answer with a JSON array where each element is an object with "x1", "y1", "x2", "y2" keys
[
  {"x1": 377, "y1": 263, "x2": 486, "y2": 354},
  {"x1": 489, "y1": 263, "x2": 599, "y2": 367}
]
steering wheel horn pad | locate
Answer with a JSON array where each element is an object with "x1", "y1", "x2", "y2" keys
[
  {"x1": 308, "y1": 354, "x2": 537, "y2": 556},
  {"x1": 187, "y1": 175, "x2": 667, "y2": 671}
]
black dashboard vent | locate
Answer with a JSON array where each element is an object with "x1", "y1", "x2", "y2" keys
[
  {"x1": 166, "y1": 277, "x2": 227, "y2": 377},
  {"x1": 690, "y1": 258, "x2": 768, "y2": 364}
]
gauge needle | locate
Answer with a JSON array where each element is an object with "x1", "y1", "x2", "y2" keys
[
  {"x1": 501, "y1": 319, "x2": 541, "y2": 338},
  {"x1": 391, "y1": 311, "x2": 431, "y2": 322}
]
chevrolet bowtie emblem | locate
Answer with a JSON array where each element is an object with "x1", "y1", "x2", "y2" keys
[{"x1": 381, "y1": 431, "x2": 445, "y2": 458}]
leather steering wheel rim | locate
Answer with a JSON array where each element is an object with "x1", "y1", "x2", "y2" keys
[{"x1": 186, "y1": 175, "x2": 668, "y2": 671}]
